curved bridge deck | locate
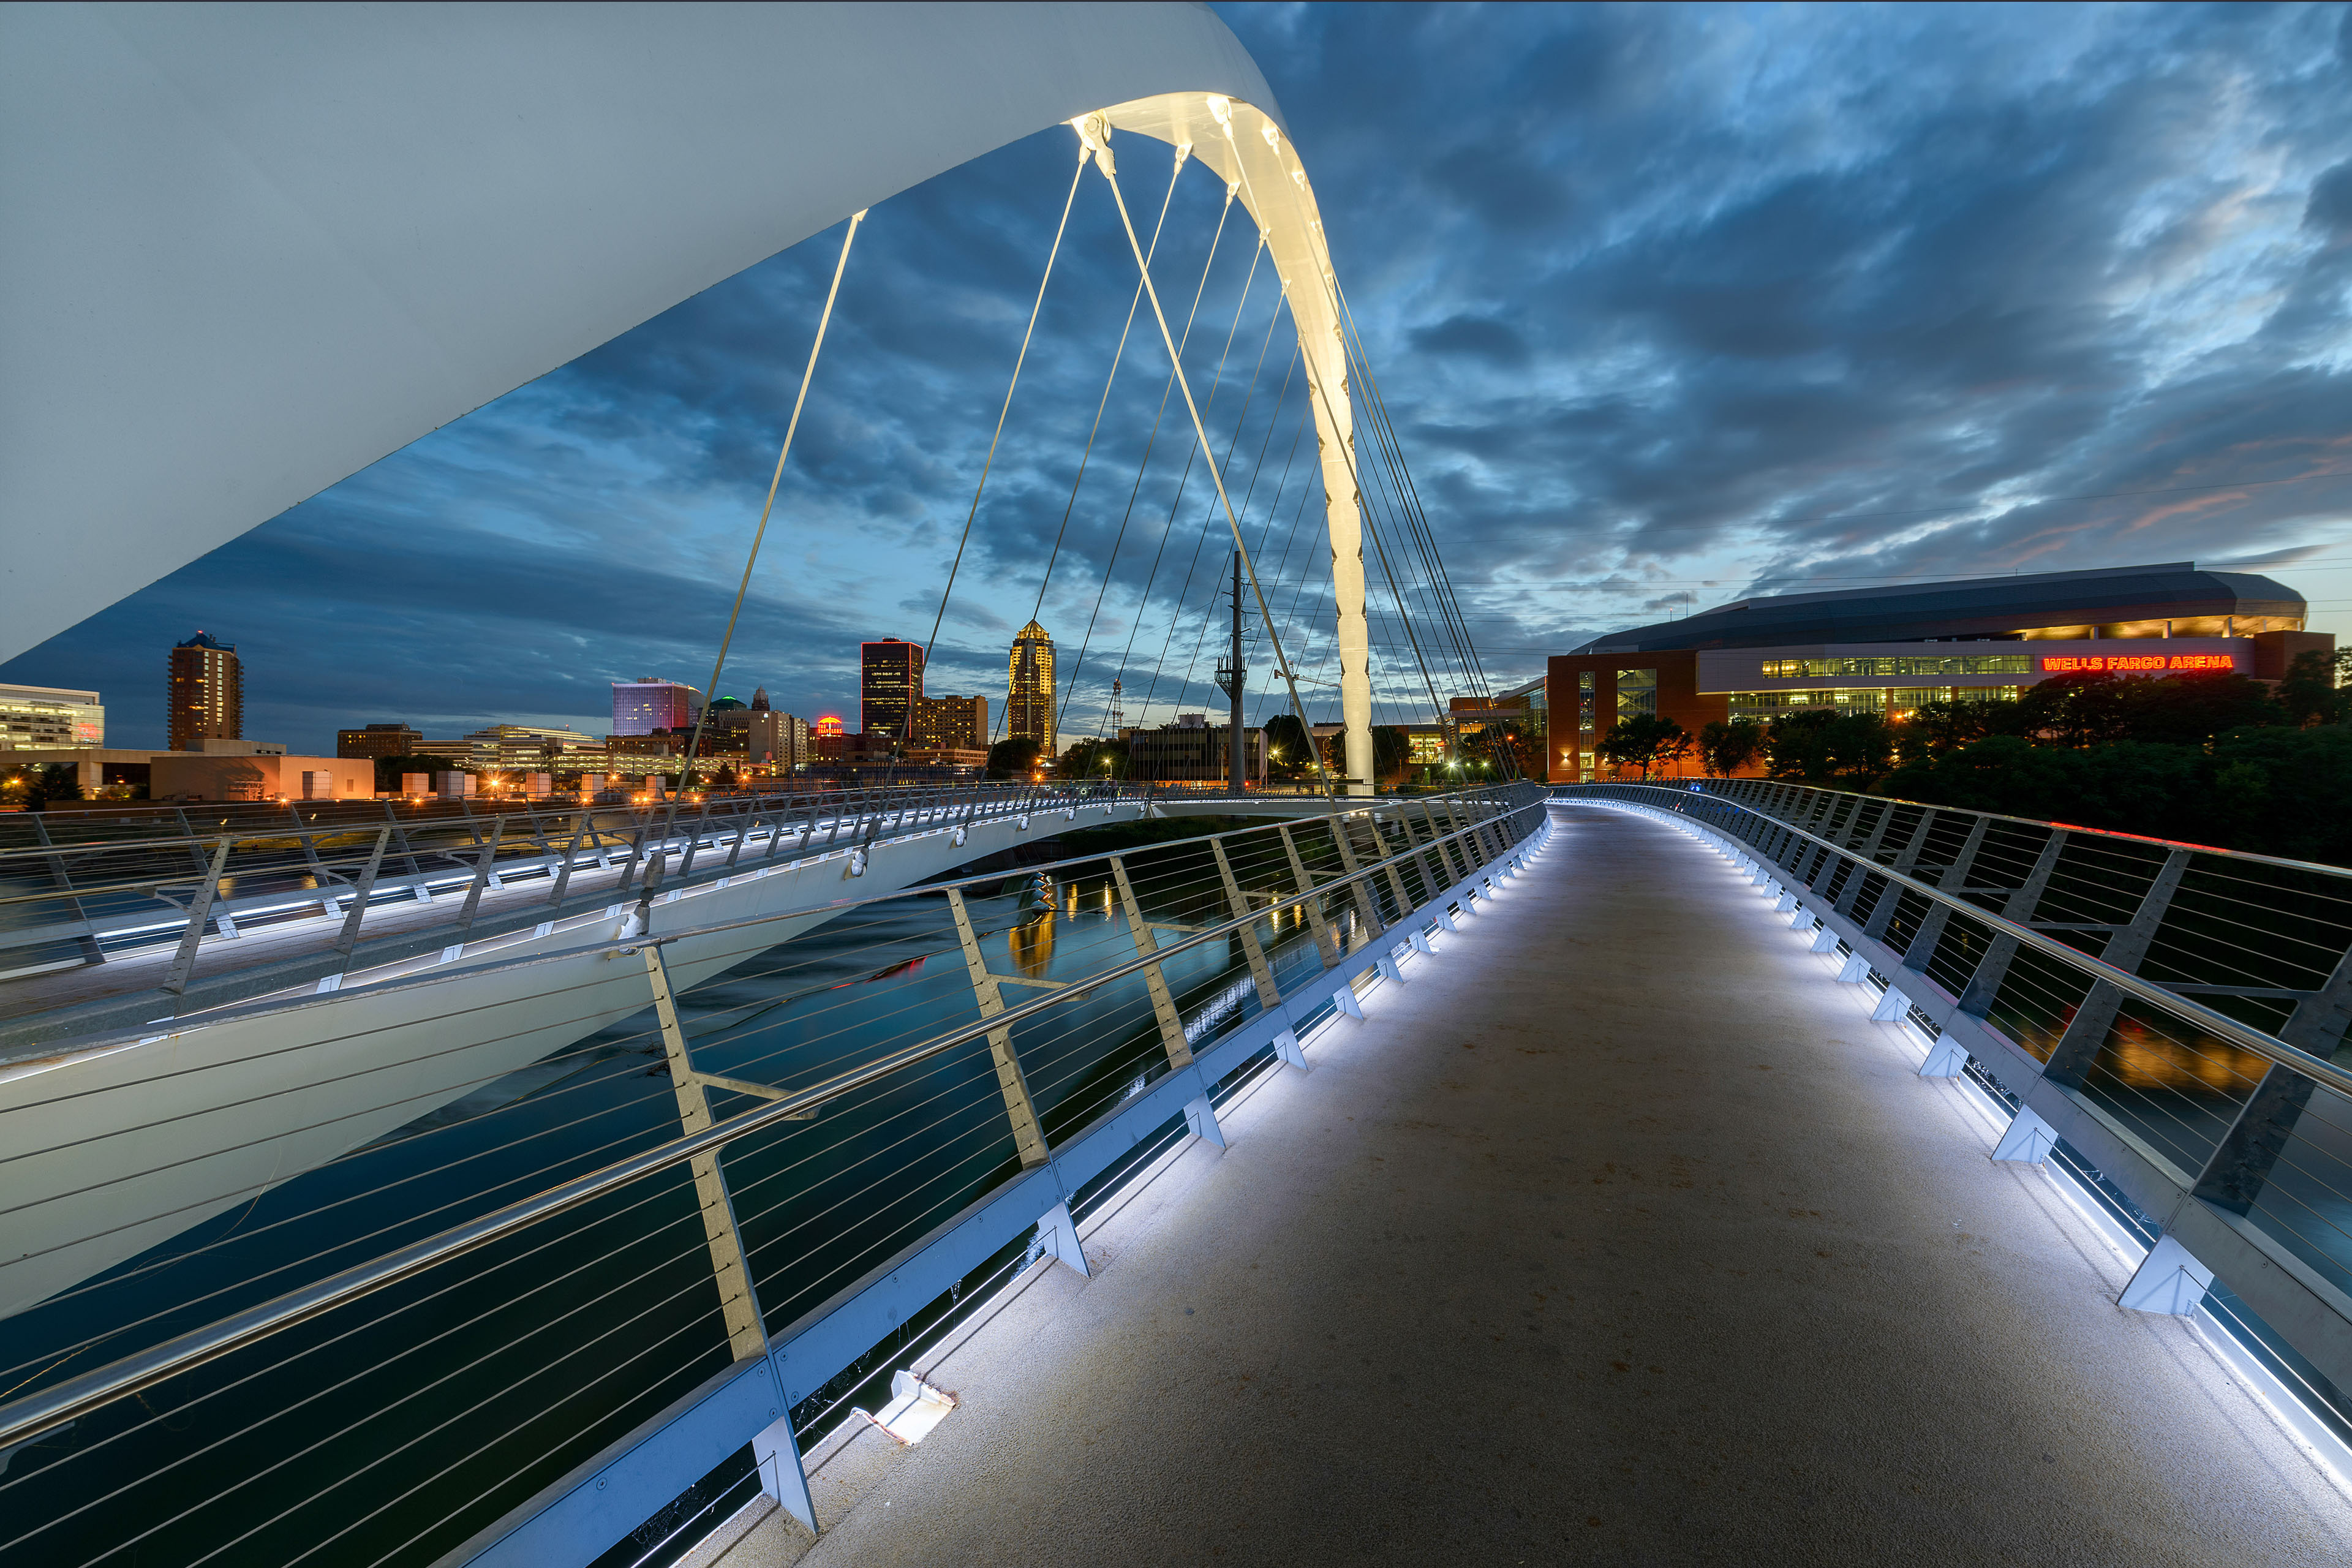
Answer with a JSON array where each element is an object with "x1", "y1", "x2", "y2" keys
[{"x1": 721, "y1": 802, "x2": 2352, "y2": 1564}]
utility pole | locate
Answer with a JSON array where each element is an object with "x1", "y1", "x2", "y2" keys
[{"x1": 1214, "y1": 550, "x2": 1246, "y2": 792}]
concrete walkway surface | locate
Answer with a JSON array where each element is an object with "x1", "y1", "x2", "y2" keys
[{"x1": 706, "y1": 802, "x2": 2352, "y2": 1566}]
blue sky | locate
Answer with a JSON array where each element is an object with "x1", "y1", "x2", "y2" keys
[{"x1": 6, "y1": 1, "x2": 2351, "y2": 752}]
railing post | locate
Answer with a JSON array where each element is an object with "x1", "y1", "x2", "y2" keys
[
  {"x1": 1863, "y1": 807, "x2": 1940, "y2": 940},
  {"x1": 1368, "y1": 812, "x2": 1414, "y2": 918},
  {"x1": 725, "y1": 801, "x2": 753, "y2": 872},
  {"x1": 1397, "y1": 802, "x2": 1450, "y2": 905},
  {"x1": 1954, "y1": 829, "x2": 2070, "y2": 1017},
  {"x1": 2040, "y1": 848, "x2": 2193, "y2": 1091},
  {"x1": 1109, "y1": 854, "x2": 1194, "y2": 1068},
  {"x1": 29, "y1": 814, "x2": 105, "y2": 968},
  {"x1": 546, "y1": 823, "x2": 589, "y2": 907},
  {"x1": 612, "y1": 807, "x2": 651, "y2": 895},
  {"x1": 380, "y1": 800, "x2": 425, "y2": 878},
  {"x1": 287, "y1": 802, "x2": 337, "y2": 917},
  {"x1": 327, "y1": 828, "x2": 390, "y2": 980},
  {"x1": 1832, "y1": 801, "x2": 1899, "y2": 918},
  {"x1": 2190, "y1": 946, "x2": 2352, "y2": 1219},
  {"x1": 1426, "y1": 800, "x2": 1469, "y2": 884},
  {"x1": 644, "y1": 946, "x2": 771, "y2": 1361},
  {"x1": 1276, "y1": 823, "x2": 1341, "y2": 967},
  {"x1": 944, "y1": 888, "x2": 1051, "y2": 1166},
  {"x1": 1326, "y1": 814, "x2": 1385, "y2": 937},
  {"x1": 676, "y1": 801, "x2": 714, "y2": 880},
  {"x1": 1209, "y1": 838, "x2": 1281, "y2": 1011},
  {"x1": 159, "y1": 837, "x2": 233, "y2": 1003},
  {"x1": 453, "y1": 816, "x2": 507, "y2": 938},
  {"x1": 1882, "y1": 818, "x2": 1975, "y2": 973}
]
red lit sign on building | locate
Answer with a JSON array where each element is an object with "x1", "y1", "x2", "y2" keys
[{"x1": 2038, "y1": 653, "x2": 2234, "y2": 674}]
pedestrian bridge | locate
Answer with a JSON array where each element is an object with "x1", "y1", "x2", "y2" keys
[{"x1": 6, "y1": 782, "x2": 2352, "y2": 1566}]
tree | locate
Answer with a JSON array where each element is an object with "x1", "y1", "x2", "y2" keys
[
  {"x1": 1599, "y1": 714, "x2": 1692, "y2": 780},
  {"x1": 1902, "y1": 698, "x2": 2003, "y2": 758},
  {"x1": 1697, "y1": 718, "x2": 1765, "y2": 778},
  {"x1": 710, "y1": 763, "x2": 739, "y2": 791},
  {"x1": 1371, "y1": 725, "x2": 1412, "y2": 785},
  {"x1": 1262, "y1": 714, "x2": 1314, "y2": 780},
  {"x1": 2277, "y1": 650, "x2": 2343, "y2": 728},
  {"x1": 1061, "y1": 737, "x2": 1128, "y2": 779},
  {"x1": 2115, "y1": 671, "x2": 2281, "y2": 747},
  {"x1": 987, "y1": 737, "x2": 1041, "y2": 780},
  {"x1": 374, "y1": 753, "x2": 461, "y2": 793},
  {"x1": 1765, "y1": 710, "x2": 1895, "y2": 787},
  {"x1": 39, "y1": 763, "x2": 83, "y2": 802},
  {"x1": 2013, "y1": 673, "x2": 2134, "y2": 748}
]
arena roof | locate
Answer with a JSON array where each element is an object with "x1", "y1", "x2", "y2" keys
[{"x1": 1571, "y1": 562, "x2": 2303, "y2": 654}]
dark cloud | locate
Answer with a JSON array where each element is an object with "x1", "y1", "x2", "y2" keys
[{"x1": 6, "y1": 2, "x2": 2350, "y2": 746}]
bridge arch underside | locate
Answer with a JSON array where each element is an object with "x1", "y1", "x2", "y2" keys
[{"x1": 726, "y1": 802, "x2": 2352, "y2": 1563}]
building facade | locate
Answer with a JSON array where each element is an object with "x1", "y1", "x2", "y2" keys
[
  {"x1": 0, "y1": 683, "x2": 105, "y2": 752},
  {"x1": 611, "y1": 678, "x2": 702, "y2": 737},
  {"x1": 911, "y1": 693, "x2": 987, "y2": 752},
  {"x1": 336, "y1": 723, "x2": 424, "y2": 759},
  {"x1": 861, "y1": 638, "x2": 924, "y2": 738},
  {"x1": 747, "y1": 709, "x2": 810, "y2": 771},
  {"x1": 1126, "y1": 715, "x2": 1265, "y2": 784},
  {"x1": 1547, "y1": 562, "x2": 2329, "y2": 782},
  {"x1": 463, "y1": 725, "x2": 603, "y2": 771},
  {"x1": 168, "y1": 631, "x2": 242, "y2": 750},
  {"x1": 1006, "y1": 621, "x2": 1055, "y2": 755}
]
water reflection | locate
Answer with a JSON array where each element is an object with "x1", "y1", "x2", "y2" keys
[
  {"x1": 1010, "y1": 907, "x2": 1055, "y2": 978},
  {"x1": 2098, "y1": 1016, "x2": 2269, "y2": 1095}
]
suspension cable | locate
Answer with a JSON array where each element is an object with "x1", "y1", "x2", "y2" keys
[
  {"x1": 914, "y1": 145, "x2": 1089, "y2": 740},
  {"x1": 997, "y1": 144, "x2": 1187, "y2": 752},
  {"x1": 1080, "y1": 117, "x2": 1331, "y2": 793},
  {"x1": 1055, "y1": 179, "x2": 1240, "y2": 742},
  {"x1": 671, "y1": 210, "x2": 865, "y2": 796},
  {"x1": 1108, "y1": 228, "x2": 1265, "y2": 732}
]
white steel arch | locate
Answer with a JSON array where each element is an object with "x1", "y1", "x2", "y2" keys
[
  {"x1": 1098, "y1": 94, "x2": 1374, "y2": 793},
  {"x1": 2, "y1": 4, "x2": 1378, "y2": 785}
]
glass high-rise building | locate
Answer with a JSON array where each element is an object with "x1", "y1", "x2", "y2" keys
[
  {"x1": 861, "y1": 638, "x2": 924, "y2": 737},
  {"x1": 611, "y1": 677, "x2": 702, "y2": 736},
  {"x1": 168, "y1": 631, "x2": 243, "y2": 750},
  {"x1": 1007, "y1": 620, "x2": 1055, "y2": 755}
]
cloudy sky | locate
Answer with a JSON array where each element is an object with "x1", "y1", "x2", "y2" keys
[{"x1": 7, "y1": 1, "x2": 2351, "y2": 752}]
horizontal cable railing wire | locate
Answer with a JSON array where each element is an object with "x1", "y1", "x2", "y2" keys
[{"x1": 0, "y1": 785, "x2": 1545, "y2": 1568}]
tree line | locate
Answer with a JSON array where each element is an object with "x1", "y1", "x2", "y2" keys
[{"x1": 1596, "y1": 651, "x2": 2352, "y2": 864}]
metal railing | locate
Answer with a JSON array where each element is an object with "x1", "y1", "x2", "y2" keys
[
  {"x1": 0, "y1": 782, "x2": 1140, "y2": 977},
  {"x1": 1557, "y1": 780, "x2": 2352, "y2": 1444},
  {"x1": 0, "y1": 782, "x2": 1178, "y2": 1042},
  {"x1": 0, "y1": 783, "x2": 1548, "y2": 1568}
]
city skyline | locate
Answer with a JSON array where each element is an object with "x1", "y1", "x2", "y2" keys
[{"x1": 3, "y1": 6, "x2": 2347, "y2": 753}]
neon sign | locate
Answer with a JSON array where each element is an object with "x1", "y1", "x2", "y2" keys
[{"x1": 2038, "y1": 653, "x2": 2234, "y2": 674}]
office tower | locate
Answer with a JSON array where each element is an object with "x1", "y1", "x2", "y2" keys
[
  {"x1": 0, "y1": 684, "x2": 105, "y2": 751},
  {"x1": 1007, "y1": 620, "x2": 1055, "y2": 754},
  {"x1": 861, "y1": 638, "x2": 924, "y2": 736},
  {"x1": 168, "y1": 631, "x2": 243, "y2": 750},
  {"x1": 910, "y1": 694, "x2": 987, "y2": 751},
  {"x1": 751, "y1": 687, "x2": 772, "y2": 712},
  {"x1": 748, "y1": 709, "x2": 809, "y2": 769},
  {"x1": 610, "y1": 677, "x2": 702, "y2": 736},
  {"x1": 336, "y1": 723, "x2": 424, "y2": 759}
]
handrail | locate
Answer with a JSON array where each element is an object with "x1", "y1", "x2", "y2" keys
[
  {"x1": 1655, "y1": 777, "x2": 2352, "y2": 883},
  {"x1": 1564, "y1": 784, "x2": 2352, "y2": 1101},
  {"x1": 17, "y1": 788, "x2": 1428, "y2": 1053},
  {"x1": 0, "y1": 785, "x2": 1544, "y2": 1447},
  {"x1": 0, "y1": 782, "x2": 1079, "y2": 865}
]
